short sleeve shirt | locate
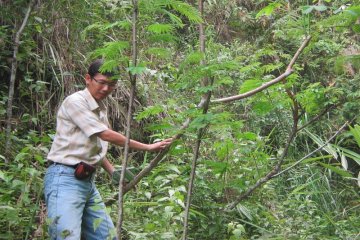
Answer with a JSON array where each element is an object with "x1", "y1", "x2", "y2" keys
[{"x1": 47, "y1": 88, "x2": 109, "y2": 165}]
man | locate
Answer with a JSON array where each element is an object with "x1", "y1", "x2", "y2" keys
[{"x1": 44, "y1": 59, "x2": 172, "y2": 240}]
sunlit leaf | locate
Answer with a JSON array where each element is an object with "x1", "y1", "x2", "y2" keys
[
  {"x1": 127, "y1": 66, "x2": 147, "y2": 75},
  {"x1": 319, "y1": 163, "x2": 352, "y2": 177},
  {"x1": 256, "y1": 2, "x2": 282, "y2": 19},
  {"x1": 314, "y1": 5, "x2": 327, "y2": 12},
  {"x1": 239, "y1": 79, "x2": 262, "y2": 94},
  {"x1": 341, "y1": 154, "x2": 348, "y2": 170},
  {"x1": 303, "y1": 5, "x2": 314, "y2": 14}
]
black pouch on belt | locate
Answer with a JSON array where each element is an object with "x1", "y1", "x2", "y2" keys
[{"x1": 74, "y1": 162, "x2": 96, "y2": 180}]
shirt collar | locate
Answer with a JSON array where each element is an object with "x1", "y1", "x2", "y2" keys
[{"x1": 82, "y1": 88, "x2": 105, "y2": 111}]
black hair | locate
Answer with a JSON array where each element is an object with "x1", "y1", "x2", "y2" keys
[{"x1": 87, "y1": 59, "x2": 117, "y2": 78}]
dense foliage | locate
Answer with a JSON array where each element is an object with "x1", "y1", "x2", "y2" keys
[{"x1": 1, "y1": 0, "x2": 359, "y2": 239}]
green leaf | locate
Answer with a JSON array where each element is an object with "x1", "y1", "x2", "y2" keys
[
  {"x1": 319, "y1": 163, "x2": 352, "y2": 177},
  {"x1": 93, "y1": 218, "x2": 103, "y2": 231},
  {"x1": 148, "y1": 23, "x2": 174, "y2": 34},
  {"x1": 314, "y1": 5, "x2": 327, "y2": 12},
  {"x1": 240, "y1": 132, "x2": 257, "y2": 141},
  {"x1": 135, "y1": 105, "x2": 164, "y2": 121},
  {"x1": 160, "y1": 9, "x2": 184, "y2": 26},
  {"x1": 349, "y1": 124, "x2": 360, "y2": 147},
  {"x1": 252, "y1": 100, "x2": 274, "y2": 115},
  {"x1": 204, "y1": 160, "x2": 229, "y2": 175},
  {"x1": 302, "y1": 5, "x2": 314, "y2": 14},
  {"x1": 256, "y1": 2, "x2": 282, "y2": 19},
  {"x1": 104, "y1": 20, "x2": 132, "y2": 31},
  {"x1": 165, "y1": 0, "x2": 203, "y2": 23},
  {"x1": 92, "y1": 41, "x2": 130, "y2": 60},
  {"x1": 345, "y1": 6, "x2": 360, "y2": 17},
  {"x1": 183, "y1": 51, "x2": 205, "y2": 65},
  {"x1": 352, "y1": 24, "x2": 360, "y2": 33},
  {"x1": 333, "y1": 146, "x2": 360, "y2": 166},
  {"x1": 239, "y1": 79, "x2": 262, "y2": 94},
  {"x1": 14, "y1": 152, "x2": 29, "y2": 162},
  {"x1": 146, "y1": 47, "x2": 172, "y2": 59},
  {"x1": 127, "y1": 66, "x2": 147, "y2": 75},
  {"x1": 167, "y1": 164, "x2": 181, "y2": 174},
  {"x1": 216, "y1": 77, "x2": 234, "y2": 86},
  {"x1": 149, "y1": 33, "x2": 177, "y2": 43}
]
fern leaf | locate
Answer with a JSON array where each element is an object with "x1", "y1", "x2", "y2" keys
[
  {"x1": 92, "y1": 41, "x2": 130, "y2": 59},
  {"x1": 104, "y1": 20, "x2": 132, "y2": 31},
  {"x1": 148, "y1": 23, "x2": 174, "y2": 34},
  {"x1": 149, "y1": 33, "x2": 178, "y2": 43},
  {"x1": 160, "y1": 9, "x2": 184, "y2": 27},
  {"x1": 169, "y1": 0, "x2": 203, "y2": 23},
  {"x1": 155, "y1": 0, "x2": 203, "y2": 23}
]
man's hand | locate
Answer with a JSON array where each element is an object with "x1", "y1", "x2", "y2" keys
[{"x1": 147, "y1": 138, "x2": 173, "y2": 151}]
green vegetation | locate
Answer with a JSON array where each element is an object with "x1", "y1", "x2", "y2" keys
[{"x1": 1, "y1": 0, "x2": 359, "y2": 239}]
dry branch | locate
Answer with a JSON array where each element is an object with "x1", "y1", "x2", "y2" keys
[
  {"x1": 106, "y1": 119, "x2": 190, "y2": 206},
  {"x1": 274, "y1": 120, "x2": 349, "y2": 177},
  {"x1": 212, "y1": 36, "x2": 312, "y2": 104},
  {"x1": 123, "y1": 119, "x2": 190, "y2": 194},
  {"x1": 226, "y1": 104, "x2": 346, "y2": 210},
  {"x1": 5, "y1": 0, "x2": 34, "y2": 160},
  {"x1": 226, "y1": 116, "x2": 298, "y2": 210}
]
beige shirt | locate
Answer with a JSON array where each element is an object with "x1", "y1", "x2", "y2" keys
[{"x1": 47, "y1": 88, "x2": 109, "y2": 165}]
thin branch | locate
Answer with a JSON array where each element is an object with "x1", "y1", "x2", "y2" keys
[
  {"x1": 212, "y1": 36, "x2": 311, "y2": 104},
  {"x1": 226, "y1": 88, "x2": 301, "y2": 210},
  {"x1": 5, "y1": 0, "x2": 34, "y2": 161},
  {"x1": 226, "y1": 116, "x2": 298, "y2": 210},
  {"x1": 117, "y1": 0, "x2": 138, "y2": 238},
  {"x1": 123, "y1": 119, "x2": 190, "y2": 194},
  {"x1": 273, "y1": 120, "x2": 349, "y2": 177},
  {"x1": 226, "y1": 102, "x2": 345, "y2": 209},
  {"x1": 297, "y1": 104, "x2": 338, "y2": 132},
  {"x1": 183, "y1": 1, "x2": 209, "y2": 239},
  {"x1": 106, "y1": 119, "x2": 190, "y2": 206}
]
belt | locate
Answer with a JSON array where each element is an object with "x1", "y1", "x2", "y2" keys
[{"x1": 47, "y1": 161, "x2": 78, "y2": 169}]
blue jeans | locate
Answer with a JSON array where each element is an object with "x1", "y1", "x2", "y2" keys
[{"x1": 44, "y1": 164, "x2": 117, "y2": 240}]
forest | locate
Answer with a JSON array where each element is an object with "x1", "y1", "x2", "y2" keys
[{"x1": 1, "y1": 0, "x2": 360, "y2": 239}]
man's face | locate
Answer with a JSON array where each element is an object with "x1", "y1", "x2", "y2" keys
[{"x1": 85, "y1": 73, "x2": 117, "y2": 101}]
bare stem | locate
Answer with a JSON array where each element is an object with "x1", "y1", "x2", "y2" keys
[
  {"x1": 116, "y1": 0, "x2": 138, "y2": 239},
  {"x1": 5, "y1": 0, "x2": 34, "y2": 161},
  {"x1": 212, "y1": 36, "x2": 311, "y2": 104}
]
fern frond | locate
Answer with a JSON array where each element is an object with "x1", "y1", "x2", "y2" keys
[
  {"x1": 169, "y1": 0, "x2": 203, "y2": 23},
  {"x1": 99, "y1": 60, "x2": 120, "y2": 76},
  {"x1": 81, "y1": 23, "x2": 103, "y2": 40},
  {"x1": 104, "y1": 20, "x2": 132, "y2": 31},
  {"x1": 159, "y1": 9, "x2": 184, "y2": 27},
  {"x1": 262, "y1": 63, "x2": 284, "y2": 74},
  {"x1": 92, "y1": 41, "x2": 130, "y2": 59},
  {"x1": 149, "y1": 33, "x2": 178, "y2": 43},
  {"x1": 148, "y1": 23, "x2": 174, "y2": 34},
  {"x1": 183, "y1": 51, "x2": 205, "y2": 65},
  {"x1": 154, "y1": 0, "x2": 203, "y2": 23}
]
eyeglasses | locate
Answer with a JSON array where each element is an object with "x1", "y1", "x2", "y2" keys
[{"x1": 92, "y1": 78, "x2": 118, "y2": 88}]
